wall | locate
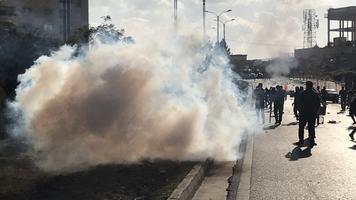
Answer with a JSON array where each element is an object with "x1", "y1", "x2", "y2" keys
[{"x1": 0, "y1": 0, "x2": 88, "y2": 42}]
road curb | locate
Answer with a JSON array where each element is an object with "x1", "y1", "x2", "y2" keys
[
  {"x1": 235, "y1": 134, "x2": 254, "y2": 200},
  {"x1": 168, "y1": 159, "x2": 213, "y2": 200}
]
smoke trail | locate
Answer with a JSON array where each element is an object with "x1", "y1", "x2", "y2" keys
[{"x1": 8, "y1": 30, "x2": 257, "y2": 173}]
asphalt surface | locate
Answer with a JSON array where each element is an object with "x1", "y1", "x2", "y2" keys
[{"x1": 250, "y1": 97, "x2": 356, "y2": 199}]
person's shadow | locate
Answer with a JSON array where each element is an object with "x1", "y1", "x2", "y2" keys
[
  {"x1": 285, "y1": 147, "x2": 312, "y2": 161},
  {"x1": 349, "y1": 145, "x2": 356, "y2": 150},
  {"x1": 285, "y1": 139, "x2": 313, "y2": 161},
  {"x1": 263, "y1": 124, "x2": 280, "y2": 130}
]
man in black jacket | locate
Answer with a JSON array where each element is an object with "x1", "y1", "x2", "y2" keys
[
  {"x1": 296, "y1": 81, "x2": 320, "y2": 147},
  {"x1": 274, "y1": 85, "x2": 286, "y2": 125}
]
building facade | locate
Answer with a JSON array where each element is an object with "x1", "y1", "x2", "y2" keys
[
  {"x1": 0, "y1": 0, "x2": 88, "y2": 42},
  {"x1": 294, "y1": 6, "x2": 356, "y2": 88}
]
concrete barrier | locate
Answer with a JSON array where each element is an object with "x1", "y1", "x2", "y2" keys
[{"x1": 168, "y1": 159, "x2": 212, "y2": 200}]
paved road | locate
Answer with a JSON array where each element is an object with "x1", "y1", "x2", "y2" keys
[{"x1": 247, "y1": 98, "x2": 356, "y2": 199}]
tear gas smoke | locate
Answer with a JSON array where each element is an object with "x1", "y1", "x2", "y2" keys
[
  {"x1": 8, "y1": 29, "x2": 257, "y2": 173},
  {"x1": 266, "y1": 56, "x2": 298, "y2": 78}
]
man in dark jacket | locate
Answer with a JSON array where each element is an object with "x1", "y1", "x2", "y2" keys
[
  {"x1": 296, "y1": 81, "x2": 320, "y2": 147},
  {"x1": 349, "y1": 95, "x2": 356, "y2": 125},
  {"x1": 274, "y1": 85, "x2": 286, "y2": 125}
]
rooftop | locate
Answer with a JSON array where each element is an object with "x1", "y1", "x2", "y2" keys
[{"x1": 328, "y1": 6, "x2": 356, "y2": 21}]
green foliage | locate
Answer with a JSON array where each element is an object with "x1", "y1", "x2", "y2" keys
[
  {"x1": 68, "y1": 15, "x2": 134, "y2": 45},
  {"x1": 219, "y1": 39, "x2": 231, "y2": 56}
]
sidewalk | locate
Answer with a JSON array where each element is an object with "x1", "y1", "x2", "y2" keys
[
  {"x1": 239, "y1": 99, "x2": 356, "y2": 199},
  {"x1": 192, "y1": 162, "x2": 235, "y2": 200}
]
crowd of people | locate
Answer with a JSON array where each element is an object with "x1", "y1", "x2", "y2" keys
[{"x1": 253, "y1": 81, "x2": 356, "y2": 147}]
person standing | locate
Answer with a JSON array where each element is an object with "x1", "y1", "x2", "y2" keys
[
  {"x1": 296, "y1": 81, "x2": 320, "y2": 147},
  {"x1": 315, "y1": 87, "x2": 324, "y2": 126},
  {"x1": 269, "y1": 87, "x2": 276, "y2": 123},
  {"x1": 321, "y1": 86, "x2": 328, "y2": 103},
  {"x1": 339, "y1": 87, "x2": 347, "y2": 111},
  {"x1": 274, "y1": 85, "x2": 286, "y2": 125},
  {"x1": 293, "y1": 86, "x2": 301, "y2": 120},
  {"x1": 253, "y1": 83, "x2": 266, "y2": 124},
  {"x1": 349, "y1": 95, "x2": 356, "y2": 125}
]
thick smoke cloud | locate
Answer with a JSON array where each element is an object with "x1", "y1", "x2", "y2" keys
[
  {"x1": 9, "y1": 31, "x2": 256, "y2": 173},
  {"x1": 266, "y1": 56, "x2": 298, "y2": 77}
]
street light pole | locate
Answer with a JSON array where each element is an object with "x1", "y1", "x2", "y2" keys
[
  {"x1": 214, "y1": 18, "x2": 236, "y2": 40},
  {"x1": 222, "y1": 19, "x2": 235, "y2": 40},
  {"x1": 205, "y1": 9, "x2": 232, "y2": 43},
  {"x1": 203, "y1": 0, "x2": 206, "y2": 40},
  {"x1": 217, "y1": 15, "x2": 220, "y2": 43},
  {"x1": 223, "y1": 23, "x2": 226, "y2": 41}
]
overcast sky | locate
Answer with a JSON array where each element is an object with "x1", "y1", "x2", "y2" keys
[{"x1": 89, "y1": 0, "x2": 356, "y2": 59}]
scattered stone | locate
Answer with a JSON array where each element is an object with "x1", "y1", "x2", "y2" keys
[{"x1": 328, "y1": 120, "x2": 341, "y2": 124}]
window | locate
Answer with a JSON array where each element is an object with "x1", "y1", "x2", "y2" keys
[{"x1": 0, "y1": 6, "x2": 16, "y2": 16}]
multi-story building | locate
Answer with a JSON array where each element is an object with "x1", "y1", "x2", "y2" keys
[
  {"x1": 0, "y1": 0, "x2": 89, "y2": 42},
  {"x1": 294, "y1": 6, "x2": 356, "y2": 89}
]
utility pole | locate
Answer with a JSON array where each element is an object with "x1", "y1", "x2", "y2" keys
[
  {"x1": 203, "y1": 0, "x2": 206, "y2": 40},
  {"x1": 217, "y1": 15, "x2": 220, "y2": 43}
]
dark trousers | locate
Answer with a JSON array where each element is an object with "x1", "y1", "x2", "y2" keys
[
  {"x1": 293, "y1": 105, "x2": 299, "y2": 119},
  {"x1": 274, "y1": 102, "x2": 284, "y2": 123},
  {"x1": 299, "y1": 116, "x2": 316, "y2": 142},
  {"x1": 341, "y1": 99, "x2": 347, "y2": 111}
]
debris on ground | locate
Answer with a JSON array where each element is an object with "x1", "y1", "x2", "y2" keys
[{"x1": 328, "y1": 120, "x2": 341, "y2": 124}]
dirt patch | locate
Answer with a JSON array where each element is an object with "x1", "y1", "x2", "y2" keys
[{"x1": 0, "y1": 139, "x2": 194, "y2": 200}]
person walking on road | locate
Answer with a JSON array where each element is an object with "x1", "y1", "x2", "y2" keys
[
  {"x1": 315, "y1": 87, "x2": 325, "y2": 126},
  {"x1": 321, "y1": 86, "x2": 328, "y2": 103},
  {"x1": 296, "y1": 81, "x2": 320, "y2": 147},
  {"x1": 293, "y1": 86, "x2": 301, "y2": 120},
  {"x1": 253, "y1": 83, "x2": 266, "y2": 124},
  {"x1": 339, "y1": 87, "x2": 347, "y2": 111},
  {"x1": 349, "y1": 96, "x2": 356, "y2": 125},
  {"x1": 274, "y1": 85, "x2": 286, "y2": 125},
  {"x1": 349, "y1": 98, "x2": 356, "y2": 140}
]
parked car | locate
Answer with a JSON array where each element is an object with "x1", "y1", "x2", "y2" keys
[{"x1": 325, "y1": 89, "x2": 339, "y2": 103}]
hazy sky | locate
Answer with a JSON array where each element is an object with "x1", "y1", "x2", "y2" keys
[{"x1": 89, "y1": 0, "x2": 356, "y2": 59}]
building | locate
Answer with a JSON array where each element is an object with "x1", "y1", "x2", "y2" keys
[
  {"x1": 294, "y1": 6, "x2": 356, "y2": 89},
  {"x1": 327, "y1": 6, "x2": 356, "y2": 47},
  {"x1": 0, "y1": 0, "x2": 89, "y2": 42}
]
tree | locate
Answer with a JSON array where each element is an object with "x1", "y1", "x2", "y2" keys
[
  {"x1": 68, "y1": 16, "x2": 134, "y2": 45},
  {"x1": 219, "y1": 39, "x2": 231, "y2": 56}
]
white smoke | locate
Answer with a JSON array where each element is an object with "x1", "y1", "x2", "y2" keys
[
  {"x1": 8, "y1": 28, "x2": 257, "y2": 173},
  {"x1": 266, "y1": 56, "x2": 298, "y2": 77}
]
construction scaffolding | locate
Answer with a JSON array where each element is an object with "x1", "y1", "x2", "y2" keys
[
  {"x1": 327, "y1": 6, "x2": 356, "y2": 46},
  {"x1": 303, "y1": 9, "x2": 319, "y2": 48}
]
